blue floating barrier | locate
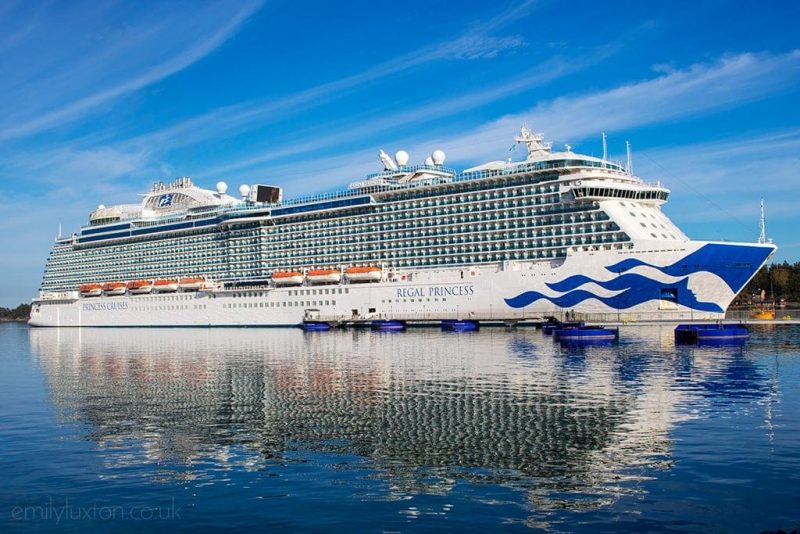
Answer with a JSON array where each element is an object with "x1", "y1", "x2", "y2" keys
[
  {"x1": 441, "y1": 320, "x2": 479, "y2": 332},
  {"x1": 554, "y1": 325, "x2": 619, "y2": 342},
  {"x1": 301, "y1": 321, "x2": 331, "y2": 331},
  {"x1": 675, "y1": 323, "x2": 748, "y2": 343},
  {"x1": 543, "y1": 320, "x2": 585, "y2": 336},
  {"x1": 542, "y1": 324, "x2": 558, "y2": 335},
  {"x1": 371, "y1": 320, "x2": 406, "y2": 332}
]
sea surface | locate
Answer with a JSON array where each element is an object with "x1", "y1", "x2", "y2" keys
[{"x1": 1, "y1": 322, "x2": 798, "y2": 532}]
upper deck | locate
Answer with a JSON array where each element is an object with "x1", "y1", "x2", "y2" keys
[{"x1": 71, "y1": 128, "x2": 660, "y2": 245}]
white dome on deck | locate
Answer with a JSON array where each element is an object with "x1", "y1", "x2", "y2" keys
[{"x1": 395, "y1": 150, "x2": 409, "y2": 166}]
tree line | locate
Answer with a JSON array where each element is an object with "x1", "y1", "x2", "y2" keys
[
  {"x1": 735, "y1": 261, "x2": 800, "y2": 305},
  {"x1": 0, "y1": 304, "x2": 31, "y2": 321}
]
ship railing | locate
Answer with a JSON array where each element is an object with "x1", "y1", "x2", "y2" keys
[
  {"x1": 233, "y1": 160, "x2": 627, "y2": 210},
  {"x1": 264, "y1": 165, "x2": 549, "y2": 208}
]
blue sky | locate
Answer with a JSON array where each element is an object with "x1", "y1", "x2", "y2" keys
[{"x1": 1, "y1": 0, "x2": 799, "y2": 306}]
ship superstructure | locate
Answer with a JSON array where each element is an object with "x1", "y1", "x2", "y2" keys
[{"x1": 30, "y1": 127, "x2": 775, "y2": 326}]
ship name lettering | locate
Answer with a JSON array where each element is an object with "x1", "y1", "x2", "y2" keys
[
  {"x1": 82, "y1": 302, "x2": 129, "y2": 312},
  {"x1": 396, "y1": 285, "x2": 474, "y2": 298}
]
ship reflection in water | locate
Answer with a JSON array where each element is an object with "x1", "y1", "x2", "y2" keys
[{"x1": 27, "y1": 326, "x2": 783, "y2": 529}]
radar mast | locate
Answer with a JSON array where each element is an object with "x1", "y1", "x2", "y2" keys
[{"x1": 515, "y1": 126, "x2": 552, "y2": 160}]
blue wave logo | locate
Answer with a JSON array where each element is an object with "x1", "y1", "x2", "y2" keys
[
  {"x1": 505, "y1": 273, "x2": 722, "y2": 311},
  {"x1": 504, "y1": 244, "x2": 773, "y2": 311}
]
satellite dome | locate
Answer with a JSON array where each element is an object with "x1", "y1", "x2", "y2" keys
[
  {"x1": 432, "y1": 149, "x2": 446, "y2": 165},
  {"x1": 424, "y1": 156, "x2": 434, "y2": 166},
  {"x1": 395, "y1": 150, "x2": 409, "y2": 167},
  {"x1": 97, "y1": 204, "x2": 105, "y2": 210},
  {"x1": 216, "y1": 181, "x2": 228, "y2": 194},
  {"x1": 239, "y1": 184, "x2": 251, "y2": 198}
]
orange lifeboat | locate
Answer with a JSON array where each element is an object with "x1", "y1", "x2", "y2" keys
[
  {"x1": 345, "y1": 266, "x2": 382, "y2": 282},
  {"x1": 307, "y1": 269, "x2": 341, "y2": 285},
  {"x1": 153, "y1": 279, "x2": 179, "y2": 292},
  {"x1": 101, "y1": 281, "x2": 127, "y2": 296},
  {"x1": 179, "y1": 276, "x2": 205, "y2": 291},
  {"x1": 127, "y1": 280, "x2": 153, "y2": 295},
  {"x1": 79, "y1": 283, "x2": 102, "y2": 298},
  {"x1": 272, "y1": 271, "x2": 304, "y2": 286}
]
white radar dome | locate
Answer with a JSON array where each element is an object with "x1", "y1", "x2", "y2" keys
[
  {"x1": 97, "y1": 204, "x2": 106, "y2": 210},
  {"x1": 395, "y1": 150, "x2": 409, "y2": 167},
  {"x1": 424, "y1": 156, "x2": 434, "y2": 166},
  {"x1": 432, "y1": 149, "x2": 446, "y2": 165},
  {"x1": 239, "y1": 184, "x2": 251, "y2": 198},
  {"x1": 216, "y1": 181, "x2": 228, "y2": 194}
]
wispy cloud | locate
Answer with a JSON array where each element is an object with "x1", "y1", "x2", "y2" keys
[
  {"x1": 116, "y1": 1, "x2": 541, "y2": 154},
  {"x1": 199, "y1": 49, "x2": 616, "y2": 178},
  {"x1": 412, "y1": 50, "x2": 800, "y2": 163},
  {"x1": 208, "y1": 50, "x2": 800, "y2": 197},
  {"x1": 0, "y1": 1, "x2": 263, "y2": 141},
  {"x1": 432, "y1": 35, "x2": 526, "y2": 60}
]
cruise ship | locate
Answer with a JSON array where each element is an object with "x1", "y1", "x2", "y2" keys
[{"x1": 29, "y1": 127, "x2": 775, "y2": 327}]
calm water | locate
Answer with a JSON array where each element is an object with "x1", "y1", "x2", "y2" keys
[{"x1": 1, "y1": 323, "x2": 798, "y2": 532}]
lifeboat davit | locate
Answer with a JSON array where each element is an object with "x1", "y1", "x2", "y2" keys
[
  {"x1": 178, "y1": 277, "x2": 205, "y2": 291},
  {"x1": 272, "y1": 271, "x2": 304, "y2": 286},
  {"x1": 345, "y1": 266, "x2": 382, "y2": 282},
  {"x1": 79, "y1": 283, "x2": 102, "y2": 298},
  {"x1": 153, "y1": 279, "x2": 179, "y2": 292},
  {"x1": 101, "y1": 282, "x2": 127, "y2": 296},
  {"x1": 307, "y1": 269, "x2": 341, "y2": 285},
  {"x1": 127, "y1": 280, "x2": 153, "y2": 294}
]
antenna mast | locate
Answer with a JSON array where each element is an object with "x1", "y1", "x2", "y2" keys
[
  {"x1": 602, "y1": 132, "x2": 608, "y2": 161},
  {"x1": 758, "y1": 198, "x2": 767, "y2": 244},
  {"x1": 625, "y1": 141, "x2": 633, "y2": 175}
]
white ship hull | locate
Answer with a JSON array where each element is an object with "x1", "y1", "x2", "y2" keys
[{"x1": 29, "y1": 241, "x2": 774, "y2": 327}]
